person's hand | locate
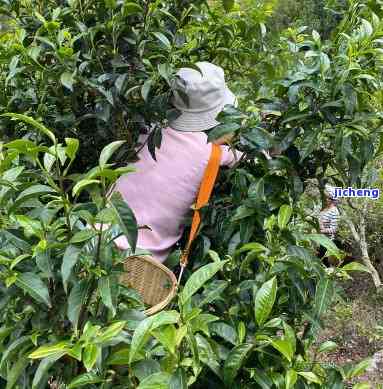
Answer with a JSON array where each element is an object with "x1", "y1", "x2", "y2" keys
[{"x1": 261, "y1": 149, "x2": 272, "y2": 160}]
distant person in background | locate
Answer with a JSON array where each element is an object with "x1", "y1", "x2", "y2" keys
[{"x1": 318, "y1": 184, "x2": 341, "y2": 266}]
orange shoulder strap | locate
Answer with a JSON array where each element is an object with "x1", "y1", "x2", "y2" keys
[{"x1": 179, "y1": 144, "x2": 222, "y2": 279}]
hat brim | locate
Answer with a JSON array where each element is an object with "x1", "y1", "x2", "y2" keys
[{"x1": 169, "y1": 88, "x2": 236, "y2": 132}]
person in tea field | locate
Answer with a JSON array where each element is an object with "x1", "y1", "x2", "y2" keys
[
  {"x1": 110, "y1": 62, "x2": 268, "y2": 263},
  {"x1": 318, "y1": 183, "x2": 341, "y2": 265}
]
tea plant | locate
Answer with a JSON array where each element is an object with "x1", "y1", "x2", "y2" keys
[{"x1": 0, "y1": 113, "x2": 371, "y2": 388}]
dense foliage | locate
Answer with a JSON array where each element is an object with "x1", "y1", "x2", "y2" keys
[{"x1": 0, "y1": 0, "x2": 382, "y2": 388}]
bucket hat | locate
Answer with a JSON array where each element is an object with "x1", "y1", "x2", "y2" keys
[
  {"x1": 169, "y1": 62, "x2": 236, "y2": 132},
  {"x1": 325, "y1": 184, "x2": 339, "y2": 202}
]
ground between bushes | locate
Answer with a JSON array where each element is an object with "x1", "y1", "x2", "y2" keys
[{"x1": 316, "y1": 271, "x2": 383, "y2": 387}]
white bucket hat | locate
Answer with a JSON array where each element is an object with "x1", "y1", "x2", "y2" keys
[
  {"x1": 325, "y1": 184, "x2": 338, "y2": 201},
  {"x1": 169, "y1": 62, "x2": 236, "y2": 132}
]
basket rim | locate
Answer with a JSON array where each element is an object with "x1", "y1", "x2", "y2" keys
[{"x1": 123, "y1": 255, "x2": 178, "y2": 316}]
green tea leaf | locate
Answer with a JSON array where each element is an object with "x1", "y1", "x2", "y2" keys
[
  {"x1": 347, "y1": 358, "x2": 372, "y2": 378},
  {"x1": 67, "y1": 280, "x2": 89, "y2": 330},
  {"x1": 83, "y1": 344, "x2": 99, "y2": 371},
  {"x1": 223, "y1": 343, "x2": 253, "y2": 385},
  {"x1": 68, "y1": 373, "x2": 103, "y2": 388},
  {"x1": 123, "y1": 2, "x2": 143, "y2": 15},
  {"x1": 198, "y1": 280, "x2": 228, "y2": 308},
  {"x1": 62, "y1": 245, "x2": 81, "y2": 293},
  {"x1": 342, "y1": 262, "x2": 370, "y2": 273},
  {"x1": 29, "y1": 341, "x2": 70, "y2": 359},
  {"x1": 137, "y1": 372, "x2": 171, "y2": 389},
  {"x1": 106, "y1": 347, "x2": 130, "y2": 365},
  {"x1": 297, "y1": 371, "x2": 322, "y2": 384},
  {"x1": 99, "y1": 140, "x2": 126, "y2": 167},
  {"x1": 210, "y1": 322, "x2": 238, "y2": 345},
  {"x1": 254, "y1": 277, "x2": 277, "y2": 326},
  {"x1": 243, "y1": 127, "x2": 274, "y2": 149},
  {"x1": 207, "y1": 123, "x2": 240, "y2": 142},
  {"x1": 98, "y1": 321, "x2": 125, "y2": 343},
  {"x1": 153, "y1": 32, "x2": 171, "y2": 50},
  {"x1": 60, "y1": 72, "x2": 74, "y2": 91},
  {"x1": 169, "y1": 368, "x2": 187, "y2": 389},
  {"x1": 222, "y1": 0, "x2": 234, "y2": 12},
  {"x1": 141, "y1": 79, "x2": 153, "y2": 101},
  {"x1": 70, "y1": 230, "x2": 97, "y2": 243},
  {"x1": 98, "y1": 276, "x2": 117, "y2": 317},
  {"x1": 318, "y1": 340, "x2": 337, "y2": 354},
  {"x1": 313, "y1": 277, "x2": 335, "y2": 319},
  {"x1": 5, "y1": 356, "x2": 29, "y2": 389},
  {"x1": 271, "y1": 338, "x2": 293, "y2": 362},
  {"x1": 129, "y1": 311, "x2": 179, "y2": 364},
  {"x1": 132, "y1": 359, "x2": 161, "y2": 381},
  {"x1": 32, "y1": 352, "x2": 66, "y2": 389},
  {"x1": 283, "y1": 322, "x2": 296, "y2": 355},
  {"x1": 285, "y1": 369, "x2": 298, "y2": 389},
  {"x1": 72, "y1": 179, "x2": 100, "y2": 197},
  {"x1": 110, "y1": 192, "x2": 138, "y2": 251},
  {"x1": 1, "y1": 113, "x2": 56, "y2": 143},
  {"x1": 277, "y1": 204, "x2": 292, "y2": 230},
  {"x1": 65, "y1": 138, "x2": 79, "y2": 160},
  {"x1": 180, "y1": 261, "x2": 228, "y2": 305},
  {"x1": 237, "y1": 322, "x2": 246, "y2": 344},
  {"x1": 250, "y1": 368, "x2": 273, "y2": 389},
  {"x1": 16, "y1": 272, "x2": 51, "y2": 307},
  {"x1": 305, "y1": 234, "x2": 341, "y2": 257},
  {"x1": 151, "y1": 324, "x2": 177, "y2": 354},
  {"x1": 13, "y1": 184, "x2": 56, "y2": 209}
]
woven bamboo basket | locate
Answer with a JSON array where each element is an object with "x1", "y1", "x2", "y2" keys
[{"x1": 120, "y1": 255, "x2": 177, "y2": 316}]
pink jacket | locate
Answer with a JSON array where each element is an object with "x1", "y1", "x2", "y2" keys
[{"x1": 112, "y1": 127, "x2": 242, "y2": 262}]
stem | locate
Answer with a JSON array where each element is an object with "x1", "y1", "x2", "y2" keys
[
  {"x1": 55, "y1": 151, "x2": 72, "y2": 240},
  {"x1": 342, "y1": 205, "x2": 382, "y2": 289}
]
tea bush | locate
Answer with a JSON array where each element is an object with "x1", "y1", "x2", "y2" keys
[
  {"x1": 0, "y1": 0, "x2": 206, "y2": 170},
  {"x1": 0, "y1": 113, "x2": 366, "y2": 389}
]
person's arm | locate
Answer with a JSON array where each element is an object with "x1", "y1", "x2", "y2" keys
[
  {"x1": 220, "y1": 145, "x2": 243, "y2": 167},
  {"x1": 220, "y1": 145, "x2": 271, "y2": 168}
]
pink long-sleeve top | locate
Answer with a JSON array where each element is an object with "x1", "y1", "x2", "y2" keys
[{"x1": 112, "y1": 127, "x2": 242, "y2": 262}]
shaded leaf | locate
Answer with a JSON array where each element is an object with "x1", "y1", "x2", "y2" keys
[
  {"x1": 169, "y1": 367, "x2": 187, "y2": 389},
  {"x1": 98, "y1": 276, "x2": 117, "y2": 317},
  {"x1": 207, "y1": 123, "x2": 240, "y2": 142},
  {"x1": 60, "y1": 72, "x2": 74, "y2": 91},
  {"x1": 153, "y1": 32, "x2": 171, "y2": 50},
  {"x1": 62, "y1": 245, "x2": 81, "y2": 293},
  {"x1": 32, "y1": 352, "x2": 66, "y2": 389},
  {"x1": 1, "y1": 113, "x2": 56, "y2": 143},
  {"x1": 67, "y1": 281, "x2": 89, "y2": 330},
  {"x1": 223, "y1": 343, "x2": 253, "y2": 385},
  {"x1": 110, "y1": 192, "x2": 138, "y2": 251},
  {"x1": 137, "y1": 372, "x2": 171, "y2": 389},
  {"x1": 16, "y1": 272, "x2": 51, "y2": 307},
  {"x1": 68, "y1": 373, "x2": 103, "y2": 389},
  {"x1": 5, "y1": 356, "x2": 29, "y2": 389}
]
